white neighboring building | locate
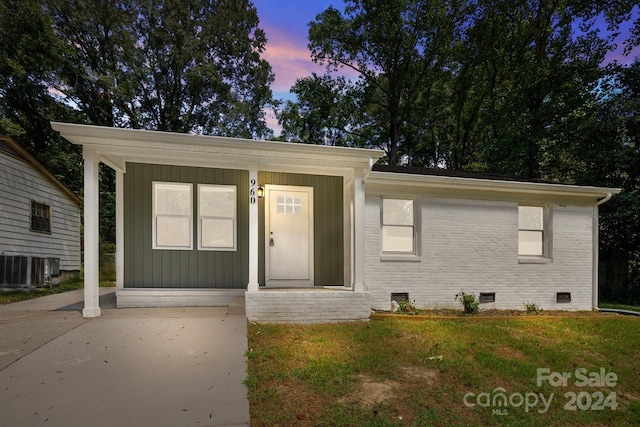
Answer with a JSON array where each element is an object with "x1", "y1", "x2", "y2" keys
[{"x1": 0, "y1": 135, "x2": 82, "y2": 287}]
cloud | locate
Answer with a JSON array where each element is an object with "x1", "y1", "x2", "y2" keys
[
  {"x1": 262, "y1": 23, "x2": 324, "y2": 93},
  {"x1": 262, "y1": 22, "x2": 360, "y2": 96}
]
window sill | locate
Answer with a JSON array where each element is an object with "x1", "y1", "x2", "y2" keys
[
  {"x1": 518, "y1": 256, "x2": 553, "y2": 264},
  {"x1": 380, "y1": 254, "x2": 422, "y2": 262},
  {"x1": 30, "y1": 229, "x2": 52, "y2": 235}
]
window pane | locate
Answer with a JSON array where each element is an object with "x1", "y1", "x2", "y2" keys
[
  {"x1": 519, "y1": 230, "x2": 543, "y2": 256},
  {"x1": 383, "y1": 226, "x2": 414, "y2": 252},
  {"x1": 156, "y1": 217, "x2": 191, "y2": 247},
  {"x1": 200, "y1": 186, "x2": 235, "y2": 217},
  {"x1": 519, "y1": 206, "x2": 543, "y2": 230},
  {"x1": 383, "y1": 199, "x2": 413, "y2": 225},
  {"x1": 30, "y1": 201, "x2": 51, "y2": 232},
  {"x1": 155, "y1": 184, "x2": 191, "y2": 215},
  {"x1": 201, "y1": 218, "x2": 234, "y2": 248}
]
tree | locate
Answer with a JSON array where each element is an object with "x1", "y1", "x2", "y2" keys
[
  {"x1": 278, "y1": 73, "x2": 365, "y2": 146},
  {"x1": 123, "y1": 0, "x2": 271, "y2": 136},
  {"x1": 0, "y1": 0, "x2": 83, "y2": 193},
  {"x1": 576, "y1": 61, "x2": 640, "y2": 303},
  {"x1": 46, "y1": 0, "x2": 275, "y2": 138},
  {"x1": 306, "y1": 0, "x2": 467, "y2": 164}
]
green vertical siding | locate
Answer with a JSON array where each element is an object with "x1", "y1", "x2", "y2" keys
[
  {"x1": 124, "y1": 163, "x2": 249, "y2": 289},
  {"x1": 258, "y1": 172, "x2": 344, "y2": 286}
]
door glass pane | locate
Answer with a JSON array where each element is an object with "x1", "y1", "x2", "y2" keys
[
  {"x1": 519, "y1": 206, "x2": 543, "y2": 230},
  {"x1": 383, "y1": 226, "x2": 414, "y2": 252},
  {"x1": 519, "y1": 230, "x2": 543, "y2": 256},
  {"x1": 276, "y1": 194, "x2": 303, "y2": 214},
  {"x1": 383, "y1": 199, "x2": 413, "y2": 225}
]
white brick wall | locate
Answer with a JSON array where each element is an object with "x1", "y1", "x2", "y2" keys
[
  {"x1": 365, "y1": 195, "x2": 594, "y2": 311},
  {"x1": 245, "y1": 290, "x2": 371, "y2": 324}
]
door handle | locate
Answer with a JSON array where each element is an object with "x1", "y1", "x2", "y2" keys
[{"x1": 269, "y1": 238, "x2": 275, "y2": 246}]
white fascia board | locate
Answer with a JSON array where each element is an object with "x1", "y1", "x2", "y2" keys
[
  {"x1": 367, "y1": 171, "x2": 621, "y2": 201},
  {"x1": 51, "y1": 122, "x2": 384, "y2": 172}
]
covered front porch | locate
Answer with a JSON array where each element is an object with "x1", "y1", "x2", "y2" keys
[{"x1": 51, "y1": 122, "x2": 383, "y2": 322}]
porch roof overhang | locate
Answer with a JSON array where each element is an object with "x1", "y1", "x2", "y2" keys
[
  {"x1": 367, "y1": 170, "x2": 621, "y2": 205},
  {"x1": 51, "y1": 122, "x2": 385, "y2": 177}
]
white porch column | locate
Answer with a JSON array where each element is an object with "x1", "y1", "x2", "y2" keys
[
  {"x1": 83, "y1": 148, "x2": 101, "y2": 317},
  {"x1": 115, "y1": 169, "x2": 124, "y2": 291},
  {"x1": 247, "y1": 167, "x2": 260, "y2": 291},
  {"x1": 353, "y1": 171, "x2": 365, "y2": 292}
]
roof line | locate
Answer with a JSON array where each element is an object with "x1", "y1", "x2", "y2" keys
[
  {"x1": 50, "y1": 122, "x2": 385, "y2": 159},
  {"x1": 368, "y1": 170, "x2": 621, "y2": 199},
  {"x1": 0, "y1": 135, "x2": 82, "y2": 206}
]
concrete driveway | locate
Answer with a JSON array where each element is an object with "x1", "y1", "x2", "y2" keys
[{"x1": 0, "y1": 288, "x2": 249, "y2": 427}]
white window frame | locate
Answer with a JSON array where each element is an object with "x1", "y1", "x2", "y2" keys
[
  {"x1": 518, "y1": 204, "x2": 552, "y2": 263},
  {"x1": 380, "y1": 196, "x2": 421, "y2": 260},
  {"x1": 198, "y1": 184, "x2": 237, "y2": 251},
  {"x1": 152, "y1": 182, "x2": 193, "y2": 250}
]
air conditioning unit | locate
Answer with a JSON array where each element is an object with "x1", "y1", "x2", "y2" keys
[
  {"x1": 0, "y1": 255, "x2": 60, "y2": 288},
  {"x1": 45, "y1": 257, "x2": 60, "y2": 286},
  {"x1": 0, "y1": 255, "x2": 29, "y2": 288}
]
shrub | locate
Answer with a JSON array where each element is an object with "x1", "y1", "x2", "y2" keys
[
  {"x1": 396, "y1": 299, "x2": 421, "y2": 315},
  {"x1": 455, "y1": 291, "x2": 479, "y2": 314},
  {"x1": 524, "y1": 302, "x2": 541, "y2": 314}
]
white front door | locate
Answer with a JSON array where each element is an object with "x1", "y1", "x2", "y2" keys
[{"x1": 265, "y1": 185, "x2": 314, "y2": 287}]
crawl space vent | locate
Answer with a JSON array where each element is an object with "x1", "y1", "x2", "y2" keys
[
  {"x1": 391, "y1": 292, "x2": 409, "y2": 302},
  {"x1": 479, "y1": 292, "x2": 496, "y2": 303},
  {"x1": 556, "y1": 292, "x2": 571, "y2": 303}
]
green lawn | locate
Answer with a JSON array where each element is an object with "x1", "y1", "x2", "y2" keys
[
  {"x1": 246, "y1": 315, "x2": 640, "y2": 426},
  {"x1": 0, "y1": 279, "x2": 115, "y2": 305},
  {"x1": 599, "y1": 302, "x2": 640, "y2": 313}
]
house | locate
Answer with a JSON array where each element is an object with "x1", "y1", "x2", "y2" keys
[
  {"x1": 0, "y1": 135, "x2": 82, "y2": 287},
  {"x1": 51, "y1": 123, "x2": 620, "y2": 322}
]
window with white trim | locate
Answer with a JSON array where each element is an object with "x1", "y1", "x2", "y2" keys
[
  {"x1": 518, "y1": 205, "x2": 550, "y2": 257},
  {"x1": 382, "y1": 198, "x2": 416, "y2": 253},
  {"x1": 153, "y1": 182, "x2": 193, "y2": 250},
  {"x1": 198, "y1": 184, "x2": 236, "y2": 250}
]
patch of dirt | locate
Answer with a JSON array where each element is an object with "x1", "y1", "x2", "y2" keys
[
  {"x1": 344, "y1": 375, "x2": 401, "y2": 409},
  {"x1": 496, "y1": 346, "x2": 527, "y2": 360},
  {"x1": 396, "y1": 366, "x2": 439, "y2": 385},
  {"x1": 343, "y1": 367, "x2": 440, "y2": 409}
]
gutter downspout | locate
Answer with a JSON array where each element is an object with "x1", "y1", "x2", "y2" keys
[{"x1": 593, "y1": 193, "x2": 612, "y2": 311}]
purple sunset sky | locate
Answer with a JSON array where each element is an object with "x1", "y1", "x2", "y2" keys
[{"x1": 251, "y1": 1, "x2": 639, "y2": 132}]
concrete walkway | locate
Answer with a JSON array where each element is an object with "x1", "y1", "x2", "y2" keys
[{"x1": 0, "y1": 288, "x2": 250, "y2": 427}]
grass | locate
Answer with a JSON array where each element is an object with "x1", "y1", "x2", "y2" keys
[
  {"x1": 599, "y1": 302, "x2": 640, "y2": 312},
  {"x1": 0, "y1": 278, "x2": 115, "y2": 306},
  {"x1": 246, "y1": 316, "x2": 640, "y2": 426},
  {"x1": 0, "y1": 260, "x2": 117, "y2": 306},
  {"x1": 0, "y1": 279, "x2": 84, "y2": 305}
]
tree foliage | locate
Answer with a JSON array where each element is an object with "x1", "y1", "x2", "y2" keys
[{"x1": 306, "y1": 0, "x2": 466, "y2": 164}]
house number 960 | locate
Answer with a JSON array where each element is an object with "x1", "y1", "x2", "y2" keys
[{"x1": 250, "y1": 178, "x2": 257, "y2": 204}]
